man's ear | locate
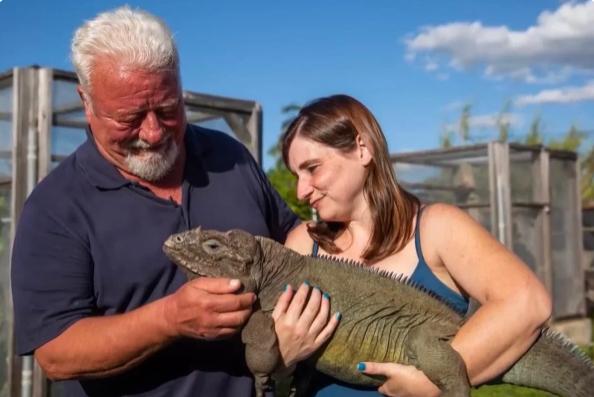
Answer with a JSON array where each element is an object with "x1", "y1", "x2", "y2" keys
[
  {"x1": 356, "y1": 134, "x2": 373, "y2": 166},
  {"x1": 77, "y1": 85, "x2": 93, "y2": 119}
]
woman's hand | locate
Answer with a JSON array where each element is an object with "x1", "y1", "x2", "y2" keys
[
  {"x1": 359, "y1": 362, "x2": 441, "y2": 397},
  {"x1": 272, "y1": 282, "x2": 340, "y2": 369}
]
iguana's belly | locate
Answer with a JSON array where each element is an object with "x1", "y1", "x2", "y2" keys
[
  {"x1": 312, "y1": 316, "x2": 410, "y2": 385},
  {"x1": 312, "y1": 307, "x2": 459, "y2": 386}
]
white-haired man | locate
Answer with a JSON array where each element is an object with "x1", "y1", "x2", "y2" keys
[{"x1": 11, "y1": 6, "x2": 299, "y2": 396}]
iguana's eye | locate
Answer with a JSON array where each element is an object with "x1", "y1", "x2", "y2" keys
[
  {"x1": 174, "y1": 235, "x2": 184, "y2": 243},
  {"x1": 202, "y1": 239, "x2": 221, "y2": 253}
]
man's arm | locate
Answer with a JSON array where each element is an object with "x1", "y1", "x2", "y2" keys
[{"x1": 35, "y1": 277, "x2": 255, "y2": 380}]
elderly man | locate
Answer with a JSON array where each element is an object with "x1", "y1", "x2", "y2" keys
[{"x1": 11, "y1": 6, "x2": 298, "y2": 396}]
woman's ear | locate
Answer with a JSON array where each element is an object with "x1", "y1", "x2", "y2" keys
[{"x1": 356, "y1": 134, "x2": 373, "y2": 166}]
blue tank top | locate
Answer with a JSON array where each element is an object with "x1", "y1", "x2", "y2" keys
[{"x1": 307, "y1": 208, "x2": 469, "y2": 396}]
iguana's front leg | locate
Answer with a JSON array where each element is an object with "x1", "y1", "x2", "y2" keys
[
  {"x1": 242, "y1": 310, "x2": 282, "y2": 397},
  {"x1": 406, "y1": 324, "x2": 470, "y2": 397}
]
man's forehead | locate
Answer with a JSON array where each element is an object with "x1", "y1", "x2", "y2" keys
[{"x1": 89, "y1": 58, "x2": 179, "y2": 89}]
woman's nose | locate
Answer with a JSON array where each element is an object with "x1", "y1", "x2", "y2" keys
[{"x1": 296, "y1": 179, "x2": 314, "y2": 201}]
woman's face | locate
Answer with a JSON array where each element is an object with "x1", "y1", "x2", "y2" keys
[{"x1": 287, "y1": 133, "x2": 372, "y2": 222}]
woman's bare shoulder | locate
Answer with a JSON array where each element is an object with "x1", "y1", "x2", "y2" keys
[{"x1": 285, "y1": 223, "x2": 315, "y2": 255}]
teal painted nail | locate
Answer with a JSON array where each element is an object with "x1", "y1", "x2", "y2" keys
[
  {"x1": 282, "y1": 284, "x2": 288, "y2": 291},
  {"x1": 323, "y1": 292, "x2": 330, "y2": 299},
  {"x1": 303, "y1": 280, "x2": 310, "y2": 286},
  {"x1": 335, "y1": 312, "x2": 342, "y2": 320},
  {"x1": 357, "y1": 362, "x2": 366, "y2": 372}
]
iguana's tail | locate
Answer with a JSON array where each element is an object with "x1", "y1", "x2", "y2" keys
[{"x1": 501, "y1": 327, "x2": 594, "y2": 397}]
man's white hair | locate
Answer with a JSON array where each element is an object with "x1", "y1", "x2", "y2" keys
[{"x1": 71, "y1": 6, "x2": 179, "y2": 94}]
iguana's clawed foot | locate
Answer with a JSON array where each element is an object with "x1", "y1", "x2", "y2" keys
[{"x1": 253, "y1": 374, "x2": 273, "y2": 397}]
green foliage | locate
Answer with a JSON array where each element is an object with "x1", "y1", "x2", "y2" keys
[
  {"x1": 524, "y1": 115, "x2": 544, "y2": 146},
  {"x1": 267, "y1": 163, "x2": 312, "y2": 220},
  {"x1": 582, "y1": 147, "x2": 594, "y2": 206},
  {"x1": 459, "y1": 104, "x2": 472, "y2": 143},
  {"x1": 440, "y1": 127, "x2": 454, "y2": 149},
  {"x1": 548, "y1": 124, "x2": 586, "y2": 151},
  {"x1": 496, "y1": 101, "x2": 512, "y2": 142},
  {"x1": 266, "y1": 103, "x2": 313, "y2": 221},
  {"x1": 443, "y1": 105, "x2": 594, "y2": 207}
]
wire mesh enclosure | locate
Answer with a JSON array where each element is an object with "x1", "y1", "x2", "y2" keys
[
  {"x1": 0, "y1": 66, "x2": 263, "y2": 397},
  {"x1": 391, "y1": 142, "x2": 586, "y2": 321}
]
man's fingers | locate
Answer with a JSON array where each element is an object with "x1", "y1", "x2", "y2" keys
[
  {"x1": 208, "y1": 292, "x2": 256, "y2": 312},
  {"x1": 272, "y1": 284, "x2": 293, "y2": 320},
  {"x1": 188, "y1": 277, "x2": 243, "y2": 294},
  {"x1": 212, "y1": 308, "x2": 253, "y2": 329}
]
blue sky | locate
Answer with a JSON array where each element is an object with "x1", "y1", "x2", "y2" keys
[{"x1": 1, "y1": 0, "x2": 593, "y2": 169}]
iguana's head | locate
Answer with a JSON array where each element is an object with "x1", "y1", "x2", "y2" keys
[{"x1": 163, "y1": 227, "x2": 262, "y2": 291}]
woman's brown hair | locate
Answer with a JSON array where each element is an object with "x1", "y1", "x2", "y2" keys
[{"x1": 281, "y1": 94, "x2": 419, "y2": 262}]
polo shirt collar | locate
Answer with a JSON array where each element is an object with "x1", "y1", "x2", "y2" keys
[{"x1": 76, "y1": 125, "x2": 207, "y2": 190}]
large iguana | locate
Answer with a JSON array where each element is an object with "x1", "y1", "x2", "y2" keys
[{"x1": 162, "y1": 227, "x2": 594, "y2": 397}]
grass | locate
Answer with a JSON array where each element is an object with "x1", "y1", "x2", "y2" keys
[
  {"x1": 473, "y1": 384, "x2": 556, "y2": 397},
  {"x1": 472, "y1": 336, "x2": 594, "y2": 397}
]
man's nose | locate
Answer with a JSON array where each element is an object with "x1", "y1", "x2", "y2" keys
[{"x1": 139, "y1": 111, "x2": 165, "y2": 145}]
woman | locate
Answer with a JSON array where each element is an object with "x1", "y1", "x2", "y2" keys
[{"x1": 272, "y1": 95, "x2": 552, "y2": 396}]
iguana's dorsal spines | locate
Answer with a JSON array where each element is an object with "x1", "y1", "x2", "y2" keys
[
  {"x1": 541, "y1": 327, "x2": 594, "y2": 370},
  {"x1": 315, "y1": 253, "x2": 364, "y2": 268},
  {"x1": 315, "y1": 253, "x2": 464, "y2": 315}
]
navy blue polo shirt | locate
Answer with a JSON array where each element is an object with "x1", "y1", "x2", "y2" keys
[{"x1": 11, "y1": 125, "x2": 299, "y2": 397}]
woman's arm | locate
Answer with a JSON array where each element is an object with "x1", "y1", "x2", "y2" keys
[
  {"x1": 361, "y1": 203, "x2": 551, "y2": 396},
  {"x1": 427, "y1": 203, "x2": 552, "y2": 384}
]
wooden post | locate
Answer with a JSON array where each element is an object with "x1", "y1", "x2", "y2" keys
[
  {"x1": 9, "y1": 66, "x2": 38, "y2": 397},
  {"x1": 488, "y1": 142, "x2": 512, "y2": 247},
  {"x1": 37, "y1": 68, "x2": 53, "y2": 181},
  {"x1": 537, "y1": 148, "x2": 553, "y2": 293},
  {"x1": 247, "y1": 103, "x2": 262, "y2": 165}
]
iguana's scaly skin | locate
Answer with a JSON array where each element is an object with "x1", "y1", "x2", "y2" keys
[{"x1": 163, "y1": 228, "x2": 594, "y2": 397}]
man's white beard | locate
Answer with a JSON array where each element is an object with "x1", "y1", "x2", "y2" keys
[{"x1": 124, "y1": 137, "x2": 179, "y2": 182}]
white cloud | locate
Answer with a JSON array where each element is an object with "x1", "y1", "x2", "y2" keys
[
  {"x1": 515, "y1": 81, "x2": 594, "y2": 105},
  {"x1": 424, "y1": 61, "x2": 439, "y2": 71},
  {"x1": 405, "y1": 1, "x2": 594, "y2": 82}
]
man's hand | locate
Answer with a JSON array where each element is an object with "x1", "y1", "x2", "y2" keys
[
  {"x1": 358, "y1": 362, "x2": 441, "y2": 397},
  {"x1": 163, "y1": 277, "x2": 256, "y2": 340},
  {"x1": 272, "y1": 282, "x2": 340, "y2": 369}
]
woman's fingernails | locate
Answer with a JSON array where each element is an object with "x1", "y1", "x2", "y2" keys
[
  {"x1": 335, "y1": 312, "x2": 342, "y2": 320},
  {"x1": 356, "y1": 362, "x2": 366, "y2": 372},
  {"x1": 323, "y1": 292, "x2": 330, "y2": 300},
  {"x1": 303, "y1": 280, "x2": 310, "y2": 286}
]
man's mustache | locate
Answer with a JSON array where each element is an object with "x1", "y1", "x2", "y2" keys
[{"x1": 124, "y1": 135, "x2": 172, "y2": 151}]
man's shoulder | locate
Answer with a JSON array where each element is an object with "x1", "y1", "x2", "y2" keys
[
  {"x1": 26, "y1": 145, "x2": 88, "y2": 208},
  {"x1": 187, "y1": 124, "x2": 251, "y2": 160}
]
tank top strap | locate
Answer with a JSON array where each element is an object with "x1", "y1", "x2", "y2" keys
[
  {"x1": 414, "y1": 206, "x2": 427, "y2": 264},
  {"x1": 311, "y1": 240, "x2": 320, "y2": 257}
]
